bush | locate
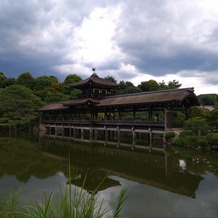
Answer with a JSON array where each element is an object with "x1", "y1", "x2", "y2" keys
[
  {"x1": 197, "y1": 138, "x2": 208, "y2": 148},
  {"x1": 173, "y1": 137, "x2": 186, "y2": 147},
  {"x1": 179, "y1": 131, "x2": 193, "y2": 138},
  {"x1": 165, "y1": 132, "x2": 176, "y2": 140},
  {"x1": 173, "y1": 135, "x2": 199, "y2": 148},
  {"x1": 207, "y1": 133, "x2": 218, "y2": 146}
]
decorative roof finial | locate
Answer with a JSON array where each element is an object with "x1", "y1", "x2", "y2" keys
[{"x1": 91, "y1": 68, "x2": 98, "y2": 77}]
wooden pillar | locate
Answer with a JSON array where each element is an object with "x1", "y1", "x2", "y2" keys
[
  {"x1": 55, "y1": 124, "x2": 57, "y2": 139},
  {"x1": 69, "y1": 125, "x2": 71, "y2": 140},
  {"x1": 149, "y1": 128, "x2": 152, "y2": 150},
  {"x1": 117, "y1": 126, "x2": 120, "y2": 146},
  {"x1": 165, "y1": 109, "x2": 173, "y2": 130},
  {"x1": 149, "y1": 108, "x2": 152, "y2": 121},
  {"x1": 132, "y1": 127, "x2": 136, "y2": 148},
  {"x1": 73, "y1": 126, "x2": 75, "y2": 139},
  {"x1": 94, "y1": 129, "x2": 97, "y2": 141},
  {"x1": 81, "y1": 128, "x2": 84, "y2": 140},
  {"x1": 61, "y1": 125, "x2": 64, "y2": 140},
  {"x1": 90, "y1": 128, "x2": 93, "y2": 141},
  {"x1": 48, "y1": 124, "x2": 51, "y2": 136},
  {"x1": 165, "y1": 151, "x2": 168, "y2": 176},
  {"x1": 105, "y1": 126, "x2": 108, "y2": 143}
]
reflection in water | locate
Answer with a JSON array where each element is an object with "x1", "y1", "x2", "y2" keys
[{"x1": 1, "y1": 135, "x2": 218, "y2": 217}]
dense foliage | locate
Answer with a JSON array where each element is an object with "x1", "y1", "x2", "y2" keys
[
  {"x1": 0, "y1": 85, "x2": 43, "y2": 128},
  {"x1": 198, "y1": 94, "x2": 218, "y2": 105}
]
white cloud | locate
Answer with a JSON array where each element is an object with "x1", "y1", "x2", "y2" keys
[{"x1": 0, "y1": 0, "x2": 218, "y2": 94}]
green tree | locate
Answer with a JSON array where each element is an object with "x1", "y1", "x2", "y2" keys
[
  {"x1": 116, "y1": 81, "x2": 141, "y2": 94},
  {"x1": 0, "y1": 85, "x2": 43, "y2": 128},
  {"x1": 138, "y1": 80, "x2": 160, "y2": 92},
  {"x1": 184, "y1": 116, "x2": 210, "y2": 137},
  {"x1": 189, "y1": 106, "x2": 209, "y2": 118},
  {"x1": 167, "y1": 80, "x2": 181, "y2": 89},
  {"x1": 63, "y1": 74, "x2": 82, "y2": 85},
  {"x1": 0, "y1": 72, "x2": 7, "y2": 88},
  {"x1": 198, "y1": 94, "x2": 218, "y2": 105},
  {"x1": 63, "y1": 74, "x2": 82, "y2": 97},
  {"x1": 44, "y1": 91, "x2": 71, "y2": 103},
  {"x1": 104, "y1": 76, "x2": 117, "y2": 83},
  {"x1": 0, "y1": 72, "x2": 15, "y2": 88},
  {"x1": 33, "y1": 75, "x2": 64, "y2": 100},
  {"x1": 208, "y1": 103, "x2": 218, "y2": 130},
  {"x1": 15, "y1": 71, "x2": 35, "y2": 90}
]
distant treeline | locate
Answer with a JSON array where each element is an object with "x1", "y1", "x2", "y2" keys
[
  {"x1": 198, "y1": 94, "x2": 218, "y2": 106},
  {"x1": 1, "y1": 71, "x2": 217, "y2": 105},
  {"x1": 0, "y1": 71, "x2": 183, "y2": 103}
]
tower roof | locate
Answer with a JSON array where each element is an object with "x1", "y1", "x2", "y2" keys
[{"x1": 69, "y1": 73, "x2": 119, "y2": 89}]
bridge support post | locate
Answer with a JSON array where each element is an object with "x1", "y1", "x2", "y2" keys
[
  {"x1": 69, "y1": 125, "x2": 71, "y2": 140},
  {"x1": 104, "y1": 126, "x2": 108, "y2": 144},
  {"x1": 81, "y1": 128, "x2": 84, "y2": 140},
  {"x1": 61, "y1": 125, "x2": 63, "y2": 140},
  {"x1": 117, "y1": 127, "x2": 120, "y2": 147},
  {"x1": 55, "y1": 124, "x2": 57, "y2": 139},
  {"x1": 132, "y1": 128, "x2": 136, "y2": 148},
  {"x1": 149, "y1": 129, "x2": 153, "y2": 150}
]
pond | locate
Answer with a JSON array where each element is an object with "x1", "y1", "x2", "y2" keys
[{"x1": 1, "y1": 134, "x2": 218, "y2": 218}]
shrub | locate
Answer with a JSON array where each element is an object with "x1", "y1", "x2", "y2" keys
[
  {"x1": 184, "y1": 116, "x2": 210, "y2": 136},
  {"x1": 173, "y1": 135, "x2": 199, "y2": 148},
  {"x1": 197, "y1": 138, "x2": 208, "y2": 148},
  {"x1": 165, "y1": 132, "x2": 176, "y2": 140},
  {"x1": 173, "y1": 137, "x2": 186, "y2": 147},
  {"x1": 207, "y1": 133, "x2": 218, "y2": 146},
  {"x1": 179, "y1": 131, "x2": 193, "y2": 138}
]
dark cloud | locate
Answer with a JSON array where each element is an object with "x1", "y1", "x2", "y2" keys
[{"x1": 0, "y1": 0, "x2": 217, "y2": 93}]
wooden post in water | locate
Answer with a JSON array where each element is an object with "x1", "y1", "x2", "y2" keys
[
  {"x1": 55, "y1": 124, "x2": 57, "y2": 139},
  {"x1": 94, "y1": 129, "x2": 97, "y2": 141},
  {"x1": 73, "y1": 126, "x2": 75, "y2": 139},
  {"x1": 117, "y1": 126, "x2": 120, "y2": 147},
  {"x1": 90, "y1": 128, "x2": 93, "y2": 141},
  {"x1": 61, "y1": 125, "x2": 63, "y2": 140},
  {"x1": 48, "y1": 124, "x2": 51, "y2": 136},
  {"x1": 104, "y1": 126, "x2": 108, "y2": 145},
  {"x1": 149, "y1": 128, "x2": 153, "y2": 150},
  {"x1": 69, "y1": 125, "x2": 71, "y2": 141},
  {"x1": 81, "y1": 127, "x2": 84, "y2": 140},
  {"x1": 132, "y1": 127, "x2": 136, "y2": 149}
]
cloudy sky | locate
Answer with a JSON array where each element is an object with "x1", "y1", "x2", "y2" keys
[{"x1": 0, "y1": 0, "x2": 218, "y2": 95}]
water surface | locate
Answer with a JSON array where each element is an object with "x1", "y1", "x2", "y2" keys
[{"x1": 1, "y1": 135, "x2": 218, "y2": 218}]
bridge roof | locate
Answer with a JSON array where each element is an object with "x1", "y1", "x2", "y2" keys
[
  {"x1": 97, "y1": 88, "x2": 200, "y2": 107},
  {"x1": 38, "y1": 88, "x2": 200, "y2": 112}
]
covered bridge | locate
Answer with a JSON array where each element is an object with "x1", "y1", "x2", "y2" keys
[{"x1": 39, "y1": 73, "x2": 200, "y2": 150}]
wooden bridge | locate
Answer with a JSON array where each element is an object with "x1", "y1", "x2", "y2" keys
[{"x1": 39, "y1": 73, "x2": 200, "y2": 151}]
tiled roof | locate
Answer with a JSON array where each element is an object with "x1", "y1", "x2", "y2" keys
[
  {"x1": 38, "y1": 88, "x2": 200, "y2": 112},
  {"x1": 69, "y1": 73, "x2": 119, "y2": 88},
  {"x1": 38, "y1": 103, "x2": 69, "y2": 111},
  {"x1": 97, "y1": 88, "x2": 200, "y2": 107}
]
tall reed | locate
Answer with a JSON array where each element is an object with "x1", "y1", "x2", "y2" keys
[{"x1": 0, "y1": 169, "x2": 127, "y2": 218}]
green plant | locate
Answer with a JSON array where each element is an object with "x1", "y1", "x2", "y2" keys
[
  {"x1": 207, "y1": 133, "x2": 218, "y2": 146},
  {"x1": 0, "y1": 169, "x2": 127, "y2": 218},
  {"x1": 179, "y1": 131, "x2": 193, "y2": 138},
  {"x1": 164, "y1": 132, "x2": 176, "y2": 140},
  {"x1": 173, "y1": 135, "x2": 199, "y2": 148},
  {"x1": 0, "y1": 189, "x2": 22, "y2": 218}
]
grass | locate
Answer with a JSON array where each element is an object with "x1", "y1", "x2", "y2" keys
[
  {"x1": 0, "y1": 159, "x2": 127, "y2": 218},
  {"x1": 0, "y1": 186, "x2": 127, "y2": 218}
]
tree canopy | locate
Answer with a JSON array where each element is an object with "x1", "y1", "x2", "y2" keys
[{"x1": 0, "y1": 85, "x2": 43, "y2": 127}]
